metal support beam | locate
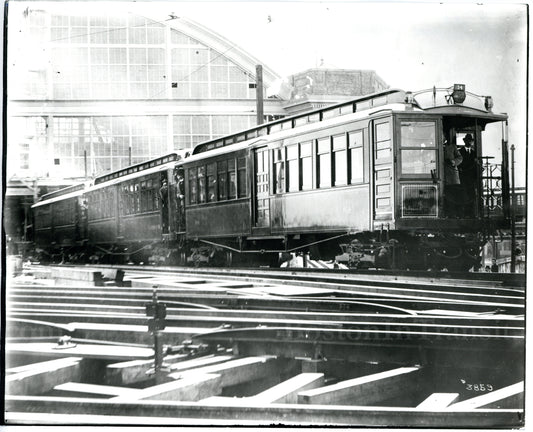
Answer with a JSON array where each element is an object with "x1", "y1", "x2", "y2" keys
[
  {"x1": 510, "y1": 144, "x2": 516, "y2": 273},
  {"x1": 111, "y1": 374, "x2": 222, "y2": 402},
  {"x1": 250, "y1": 372, "x2": 324, "y2": 404},
  {"x1": 54, "y1": 382, "x2": 144, "y2": 398},
  {"x1": 6, "y1": 357, "x2": 82, "y2": 395},
  {"x1": 169, "y1": 356, "x2": 280, "y2": 388},
  {"x1": 417, "y1": 393, "x2": 459, "y2": 409},
  {"x1": 298, "y1": 366, "x2": 420, "y2": 405}
]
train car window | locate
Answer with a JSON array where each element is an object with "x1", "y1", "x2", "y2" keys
[
  {"x1": 317, "y1": 137, "x2": 331, "y2": 189},
  {"x1": 217, "y1": 160, "x2": 228, "y2": 200},
  {"x1": 300, "y1": 141, "x2": 313, "y2": 190},
  {"x1": 189, "y1": 169, "x2": 198, "y2": 204},
  {"x1": 357, "y1": 101, "x2": 371, "y2": 110},
  {"x1": 308, "y1": 113, "x2": 320, "y2": 123},
  {"x1": 237, "y1": 157, "x2": 247, "y2": 198},
  {"x1": 286, "y1": 145, "x2": 299, "y2": 192},
  {"x1": 274, "y1": 149, "x2": 285, "y2": 194},
  {"x1": 281, "y1": 120, "x2": 293, "y2": 130},
  {"x1": 257, "y1": 127, "x2": 267, "y2": 137},
  {"x1": 323, "y1": 108, "x2": 340, "y2": 120},
  {"x1": 140, "y1": 181, "x2": 148, "y2": 212},
  {"x1": 130, "y1": 184, "x2": 135, "y2": 214},
  {"x1": 349, "y1": 130, "x2": 364, "y2": 184},
  {"x1": 207, "y1": 163, "x2": 217, "y2": 203},
  {"x1": 134, "y1": 183, "x2": 141, "y2": 213},
  {"x1": 294, "y1": 117, "x2": 308, "y2": 127},
  {"x1": 372, "y1": 96, "x2": 387, "y2": 107},
  {"x1": 197, "y1": 166, "x2": 206, "y2": 204},
  {"x1": 340, "y1": 104, "x2": 355, "y2": 115},
  {"x1": 228, "y1": 160, "x2": 237, "y2": 199},
  {"x1": 400, "y1": 121, "x2": 436, "y2": 175},
  {"x1": 121, "y1": 185, "x2": 128, "y2": 215},
  {"x1": 148, "y1": 178, "x2": 157, "y2": 211},
  {"x1": 375, "y1": 122, "x2": 391, "y2": 160},
  {"x1": 269, "y1": 123, "x2": 282, "y2": 134},
  {"x1": 332, "y1": 134, "x2": 347, "y2": 186}
]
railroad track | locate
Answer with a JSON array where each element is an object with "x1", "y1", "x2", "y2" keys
[{"x1": 4, "y1": 264, "x2": 525, "y2": 426}]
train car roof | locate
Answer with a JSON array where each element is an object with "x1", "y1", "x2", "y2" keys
[
  {"x1": 183, "y1": 102, "x2": 421, "y2": 163},
  {"x1": 38, "y1": 183, "x2": 85, "y2": 201},
  {"x1": 84, "y1": 158, "x2": 181, "y2": 193},
  {"x1": 93, "y1": 153, "x2": 181, "y2": 186},
  {"x1": 191, "y1": 85, "x2": 507, "y2": 156},
  {"x1": 32, "y1": 184, "x2": 87, "y2": 208},
  {"x1": 181, "y1": 137, "x2": 269, "y2": 164},
  {"x1": 191, "y1": 89, "x2": 407, "y2": 155}
]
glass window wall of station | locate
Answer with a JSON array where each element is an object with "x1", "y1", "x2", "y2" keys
[
  {"x1": 50, "y1": 115, "x2": 168, "y2": 177},
  {"x1": 11, "y1": 9, "x2": 262, "y2": 101},
  {"x1": 11, "y1": 113, "x2": 256, "y2": 178},
  {"x1": 173, "y1": 115, "x2": 254, "y2": 151},
  {"x1": 7, "y1": 117, "x2": 48, "y2": 177}
]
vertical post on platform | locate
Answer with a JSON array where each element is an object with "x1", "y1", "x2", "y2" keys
[
  {"x1": 510, "y1": 144, "x2": 516, "y2": 273},
  {"x1": 145, "y1": 285, "x2": 168, "y2": 379},
  {"x1": 256, "y1": 64, "x2": 264, "y2": 126},
  {"x1": 84, "y1": 150, "x2": 88, "y2": 179},
  {"x1": 153, "y1": 330, "x2": 163, "y2": 374}
]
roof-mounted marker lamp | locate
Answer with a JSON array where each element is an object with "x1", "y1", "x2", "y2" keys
[
  {"x1": 451, "y1": 84, "x2": 466, "y2": 104},
  {"x1": 405, "y1": 91, "x2": 414, "y2": 110},
  {"x1": 484, "y1": 96, "x2": 494, "y2": 112}
]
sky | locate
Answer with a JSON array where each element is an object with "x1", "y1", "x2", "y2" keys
[
  {"x1": 8, "y1": 0, "x2": 529, "y2": 185},
  {"x1": 149, "y1": 1, "x2": 528, "y2": 184}
]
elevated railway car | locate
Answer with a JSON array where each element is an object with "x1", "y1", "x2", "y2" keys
[
  {"x1": 32, "y1": 184, "x2": 87, "y2": 258},
  {"x1": 32, "y1": 84, "x2": 511, "y2": 270}
]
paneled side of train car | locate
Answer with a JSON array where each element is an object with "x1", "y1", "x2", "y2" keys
[
  {"x1": 86, "y1": 186, "x2": 118, "y2": 244},
  {"x1": 33, "y1": 202, "x2": 53, "y2": 249},
  {"x1": 184, "y1": 148, "x2": 252, "y2": 238},
  {"x1": 116, "y1": 172, "x2": 166, "y2": 242},
  {"x1": 370, "y1": 116, "x2": 395, "y2": 229},
  {"x1": 33, "y1": 193, "x2": 84, "y2": 250},
  {"x1": 51, "y1": 196, "x2": 81, "y2": 247},
  {"x1": 268, "y1": 118, "x2": 372, "y2": 235}
]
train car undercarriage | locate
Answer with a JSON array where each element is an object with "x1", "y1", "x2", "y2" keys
[{"x1": 35, "y1": 228, "x2": 486, "y2": 273}]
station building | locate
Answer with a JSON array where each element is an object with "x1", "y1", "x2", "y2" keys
[{"x1": 4, "y1": 4, "x2": 389, "y2": 243}]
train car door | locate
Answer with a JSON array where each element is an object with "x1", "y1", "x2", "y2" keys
[
  {"x1": 252, "y1": 147, "x2": 271, "y2": 234},
  {"x1": 395, "y1": 117, "x2": 440, "y2": 219},
  {"x1": 372, "y1": 118, "x2": 394, "y2": 224}
]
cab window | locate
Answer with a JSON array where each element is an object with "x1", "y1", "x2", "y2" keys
[{"x1": 400, "y1": 121, "x2": 437, "y2": 175}]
